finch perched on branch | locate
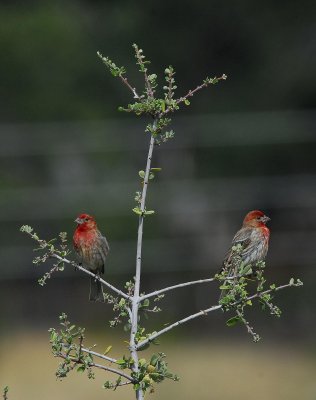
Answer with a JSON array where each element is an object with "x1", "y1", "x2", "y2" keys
[
  {"x1": 220, "y1": 210, "x2": 270, "y2": 299},
  {"x1": 73, "y1": 213, "x2": 110, "y2": 302}
]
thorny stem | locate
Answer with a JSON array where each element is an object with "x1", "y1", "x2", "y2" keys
[
  {"x1": 51, "y1": 254, "x2": 130, "y2": 300},
  {"x1": 119, "y1": 74, "x2": 140, "y2": 99},
  {"x1": 133, "y1": 44, "x2": 154, "y2": 99},
  {"x1": 130, "y1": 131, "x2": 156, "y2": 400},
  {"x1": 160, "y1": 74, "x2": 227, "y2": 117},
  {"x1": 136, "y1": 280, "x2": 301, "y2": 349},
  {"x1": 236, "y1": 309, "x2": 260, "y2": 342}
]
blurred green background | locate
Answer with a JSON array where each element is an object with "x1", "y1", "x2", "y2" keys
[{"x1": 1, "y1": 1, "x2": 316, "y2": 399}]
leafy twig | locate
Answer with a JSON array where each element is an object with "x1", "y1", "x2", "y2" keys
[
  {"x1": 133, "y1": 44, "x2": 155, "y2": 99},
  {"x1": 20, "y1": 225, "x2": 130, "y2": 300},
  {"x1": 58, "y1": 353, "x2": 134, "y2": 382},
  {"x1": 52, "y1": 254, "x2": 130, "y2": 300},
  {"x1": 160, "y1": 73, "x2": 227, "y2": 117},
  {"x1": 97, "y1": 51, "x2": 140, "y2": 99},
  {"x1": 236, "y1": 309, "x2": 260, "y2": 342},
  {"x1": 137, "y1": 279, "x2": 302, "y2": 349}
]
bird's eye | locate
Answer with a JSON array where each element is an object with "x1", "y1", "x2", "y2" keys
[
  {"x1": 256, "y1": 216, "x2": 261, "y2": 220},
  {"x1": 85, "y1": 217, "x2": 89, "y2": 221}
]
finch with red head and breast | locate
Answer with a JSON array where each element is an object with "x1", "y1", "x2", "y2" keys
[
  {"x1": 73, "y1": 213, "x2": 110, "y2": 302},
  {"x1": 220, "y1": 210, "x2": 270, "y2": 299}
]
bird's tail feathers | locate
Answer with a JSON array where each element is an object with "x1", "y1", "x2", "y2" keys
[{"x1": 89, "y1": 276, "x2": 105, "y2": 303}]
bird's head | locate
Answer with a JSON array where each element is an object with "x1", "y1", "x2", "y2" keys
[
  {"x1": 75, "y1": 213, "x2": 97, "y2": 231},
  {"x1": 243, "y1": 210, "x2": 270, "y2": 228}
]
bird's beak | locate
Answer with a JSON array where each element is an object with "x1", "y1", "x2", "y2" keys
[
  {"x1": 75, "y1": 218, "x2": 84, "y2": 224},
  {"x1": 262, "y1": 215, "x2": 271, "y2": 223}
]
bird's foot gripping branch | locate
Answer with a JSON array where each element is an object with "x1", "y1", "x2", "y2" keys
[{"x1": 20, "y1": 44, "x2": 302, "y2": 400}]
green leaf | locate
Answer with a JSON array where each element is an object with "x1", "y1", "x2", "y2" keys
[
  {"x1": 240, "y1": 265, "x2": 252, "y2": 275},
  {"x1": 289, "y1": 278, "x2": 294, "y2": 285},
  {"x1": 219, "y1": 285, "x2": 230, "y2": 290},
  {"x1": 226, "y1": 316, "x2": 241, "y2": 327},
  {"x1": 103, "y1": 380, "x2": 113, "y2": 389},
  {"x1": 144, "y1": 210, "x2": 155, "y2": 215},
  {"x1": 119, "y1": 298, "x2": 126, "y2": 307},
  {"x1": 141, "y1": 299, "x2": 150, "y2": 308},
  {"x1": 139, "y1": 170, "x2": 145, "y2": 179},
  {"x1": 132, "y1": 207, "x2": 142, "y2": 215},
  {"x1": 184, "y1": 99, "x2": 190, "y2": 106},
  {"x1": 150, "y1": 168, "x2": 162, "y2": 172},
  {"x1": 150, "y1": 354, "x2": 159, "y2": 366},
  {"x1": 77, "y1": 365, "x2": 86, "y2": 372},
  {"x1": 104, "y1": 345, "x2": 112, "y2": 355}
]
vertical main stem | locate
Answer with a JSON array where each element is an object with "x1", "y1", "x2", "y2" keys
[{"x1": 130, "y1": 132, "x2": 156, "y2": 400}]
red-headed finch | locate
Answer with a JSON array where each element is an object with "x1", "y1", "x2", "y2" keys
[
  {"x1": 220, "y1": 210, "x2": 270, "y2": 299},
  {"x1": 73, "y1": 213, "x2": 110, "y2": 302}
]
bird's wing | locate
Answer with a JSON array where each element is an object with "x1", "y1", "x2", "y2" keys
[
  {"x1": 98, "y1": 234, "x2": 110, "y2": 274},
  {"x1": 223, "y1": 227, "x2": 252, "y2": 266}
]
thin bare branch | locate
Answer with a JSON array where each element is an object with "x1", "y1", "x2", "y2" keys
[
  {"x1": 97, "y1": 51, "x2": 140, "y2": 99},
  {"x1": 91, "y1": 361, "x2": 134, "y2": 382},
  {"x1": 136, "y1": 280, "x2": 301, "y2": 349},
  {"x1": 51, "y1": 254, "x2": 130, "y2": 300},
  {"x1": 117, "y1": 381, "x2": 133, "y2": 387},
  {"x1": 119, "y1": 75, "x2": 140, "y2": 99},
  {"x1": 59, "y1": 353, "x2": 134, "y2": 382},
  {"x1": 137, "y1": 305, "x2": 221, "y2": 349},
  {"x1": 140, "y1": 274, "x2": 245, "y2": 301},
  {"x1": 82, "y1": 348, "x2": 118, "y2": 364},
  {"x1": 140, "y1": 277, "x2": 216, "y2": 301}
]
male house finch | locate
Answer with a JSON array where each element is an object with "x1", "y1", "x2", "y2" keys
[
  {"x1": 220, "y1": 210, "x2": 270, "y2": 299},
  {"x1": 73, "y1": 213, "x2": 110, "y2": 302}
]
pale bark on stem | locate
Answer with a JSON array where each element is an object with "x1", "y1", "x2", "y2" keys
[
  {"x1": 139, "y1": 274, "x2": 246, "y2": 301},
  {"x1": 51, "y1": 254, "x2": 130, "y2": 299},
  {"x1": 91, "y1": 362, "x2": 133, "y2": 381},
  {"x1": 118, "y1": 74, "x2": 140, "y2": 99},
  {"x1": 130, "y1": 132, "x2": 156, "y2": 400},
  {"x1": 136, "y1": 281, "x2": 300, "y2": 349},
  {"x1": 81, "y1": 348, "x2": 118, "y2": 364},
  {"x1": 60, "y1": 354, "x2": 133, "y2": 382}
]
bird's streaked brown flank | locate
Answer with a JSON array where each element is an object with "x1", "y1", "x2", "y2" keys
[{"x1": 220, "y1": 210, "x2": 270, "y2": 298}]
